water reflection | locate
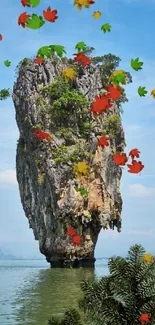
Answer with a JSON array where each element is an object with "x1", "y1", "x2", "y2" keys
[{"x1": 14, "y1": 267, "x2": 95, "y2": 325}]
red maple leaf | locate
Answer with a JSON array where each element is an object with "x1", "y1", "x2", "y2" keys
[
  {"x1": 127, "y1": 160, "x2": 144, "y2": 174},
  {"x1": 129, "y1": 148, "x2": 140, "y2": 160},
  {"x1": 33, "y1": 129, "x2": 51, "y2": 143},
  {"x1": 105, "y1": 85, "x2": 122, "y2": 101},
  {"x1": 71, "y1": 235, "x2": 82, "y2": 247},
  {"x1": 90, "y1": 94, "x2": 112, "y2": 118},
  {"x1": 35, "y1": 56, "x2": 43, "y2": 65},
  {"x1": 139, "y1": 314, "x2": 151, "y2": 325},
  {"x1": 21, "y1": 0, "x2": 31, "y2": 7},
  {"x1": 73, "y1": 53, "x2": 91, "y2": 68},
  {"x1": 88, "y1": 0, "x2": 95, "y2": 3},
  {"x1": 113, "y1": 152, "x2": 128, "y2": 165},
  {"x1": 43, "y1": 7, "x2": 58, "y2": 22},
  {"x1": 98, "y1": 135, "x2": 110, "y2": 149},
  {"x1": 18, "y1": 12, "x2": 31, "y2": 28},
  {"x1": 67, "y1": 227, "x2": 77, "y2": 238},
  {"x1": 0, "y1": 34, "x2": 3, "y2": 41}
]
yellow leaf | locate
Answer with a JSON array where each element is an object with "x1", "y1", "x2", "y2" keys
[
  {"x1": 74, "y1": 0, "x2": 90, "y2": 11},
  {"x1": 151, "y1": 89, "x2": 155, "y2": 98},
  {"x1": 109, "y1": 69, "x2": 127, "y2": 87},
  {"x1": 83, "y1": 210, "x2": 90, "y2": 216},
  {"x1": 92, "y1": 11, "x2": 102, "y2": 19},
  {"x1": 73, "y1": 161, "x2": 90, "y2": 178},
  {"x1": 62, "y1": 67, "x2": 77, "y2": 82},
  {"x1": 142, "y1": 253, "x2": 154, "y2": 264}
]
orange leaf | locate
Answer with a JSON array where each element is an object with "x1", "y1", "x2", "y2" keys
[
  {"x1": 113, "y1": 152, "x2": 128, "y2": 165},
  {"x1": 90, "y1": 94, "x2": 112, "y2": 118},
  {"x1": 127, "y1": 160, "x2": 144, "y2": 174},
  {"x1": 73, "y1": 52, "x2": 91, "y2": 68},
  {"x1": 21, "y1": 0, "x2": 31, "y2": 7},
  {"x1": 71, "y1": 235, "x2": 82, "y2": 247},
  {"x1": 129, "y1": 148, "x2": 140, "y2": 160},
  {"x1": 105, "y1": 85, "x2": 122, "y2": 101},
  {"x1": 33, "y1": 129, "x2": 51, "y2": 143},
  {"x1": 67, "y1": 227, "x2": 77, "y2": 237},
  {"x1": 98, "y1": 135, "x2": 110, "y2": 149},
  {"x1": 43, "y1": 6, "x2": 58, "y2": 22},
  {"x1": 18, "y1": 12, "x2": 31, "y2": 28},
  {"x1": 139, "y1": 314, "x2": 151, "y2": 325},
  {"x1": 35, "y1": 55, "x2": 43, "y2": 65}
]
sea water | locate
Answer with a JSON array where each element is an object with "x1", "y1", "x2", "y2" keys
[{"x1": 0, "y1": 259, "x2": 109, "y2": 325}]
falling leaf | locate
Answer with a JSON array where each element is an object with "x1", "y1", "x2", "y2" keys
[
  {"x1": 112, "y1": 73, "x2": 126, "y2": 86},
  {"x1": 26, "y1": 14, "x2": 45, "y2": 29},
  {"x1": 74, "y1": 0, "x2": 94, "y2": 11},
  {"x1": 71, "y1": 235, "x2": 82, "y2": 247},
  {"x1": 73, "y1": 52, "x2": 91, "y2": 68},
  {"x1": 139, "y1": 314, "x2": 151, "y2": 325},
  {"x1": 73, "y1": 161, "x2": 90, "y2": 179},
  {"x1": 105, "y1": 85, "x2": 122, "y2": 101},
  {"x1": 78, "y1": 188, "x2": 89, "y2": 196},
  {"x1": 113, "y1": 152, "x2": 128, "y2": 166},
  {"x1": 37, "y1": 45, "x2": 54, "y2": 59},
  {"x1": 138, "y1": 86, "x2": 148, "y2": 97},
  {"x1": 75, "y1": 41, "x2": 87, "y2": 53},
  {"x1": 21, "y1": 0, "x2": 31, "y2": 7},
  {"x1": 90, "y1": 94, "x2": 112, "y2": 118},
  {"x1": 150, "y1": 89, "x2": 155, "y2": 99},
  {"x1": 67, "y1": 227, "x2": 77, "y2": 237},
  {"x1": 109, "y1": 70, "x2": 127, "y2": 87},
  {"x1": 27, "y1": 0, "x2": 40, "y2": 7},
  {"x1": 18, "y1": 12, "x2": 31, "y2": 28},
  {"x1": 35, "y1": 56, "x2": 43, "y2": 65},
  {"x1": 33, "y1": 129, "x2": 51, "y2": 143},
  {"x1": 127, "y1": 160, "x2": 144, "y2": 174},
  {"x1": 92, "y1": 11, "x2": 101, "y2": 19},
  {"x1": 4, "y1": 60, "x2": 11, "y2": 67},
  {"x1": 142, "y1": 253, "x2": 154, "y2": 264},
  {"x1": 98, "y1": 135, "x2": 110, "y2": 149},
  {"x1": 130, "y1": 57, "x2": 143, "y2": 71},
  {"x1": 83, "y1": 210, "x2": 90, "y2": 216},
  {"x1": 101, "y1": 23, "x2": 111, "y2": 33},
  {"x1": 129, "y1": 148, "x2": 140, "y2": 160},
  {"x1": 0, "y1": 34, "x2": 2, "y2": 40},
  {"x1": 62, "y1": 67, "x2": 77, "y2": 81},
  {"x1": 51, "y1": 45, "x2": 66, "y2": 57},
  {"x1": 43, "y1": 7, "x2": 58, "y2": 22}
]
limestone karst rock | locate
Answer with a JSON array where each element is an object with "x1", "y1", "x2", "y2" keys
[{"x1": 13, "y1": 55, "x2": 125, "y2": 268}]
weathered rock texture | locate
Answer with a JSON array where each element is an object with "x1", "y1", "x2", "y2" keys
[{"x1": 13, "y1": 55, "x2": 125, "y2": 268}]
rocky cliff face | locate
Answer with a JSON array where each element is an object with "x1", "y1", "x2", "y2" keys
[{"x1": 13, "y1": 55, "x2": 125, "y2": 268}]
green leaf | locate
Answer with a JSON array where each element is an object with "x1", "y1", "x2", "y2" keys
[
  {"x1": 37, "y1": 45, "x2": 54, "y2": 59},
  {"x1": 26, "y1": 14, "x2": 45, "y2": 30},
  {"x1": 50, "y1": 45, "x2": 67, "y2": 58},
  {"x1": 78, "y1": 188, "x2": 89, "y2": 196},
  {"x1": 101, "y1": 23, "x2": 111, "y2": 33},
  {"x1": 112, "y1": 73, "x2": 126, "y2": 86},
  {"x1": 4, "y1": 60, "x2": 11, "y2": 67},
  {"x1": 27, "y1": 0, "x2": 40, "y2": 7},
  {"x1": 130, "y1": 57, "x2": 143, "y2": 71},
  {"x1": 75, "y1": 41, "x2": 87, "y2": 53},
  {"x1": 137, "y1": 86, "x2": 148, "y2": 97}
]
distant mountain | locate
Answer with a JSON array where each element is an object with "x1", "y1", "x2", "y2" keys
[{"x1": 0, "y1": 249, "x2": 17, "y2": 260}]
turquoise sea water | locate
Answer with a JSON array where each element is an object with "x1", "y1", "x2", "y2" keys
[{"x1": 0, "y1": 259, "x2": 109, "y2": 325}]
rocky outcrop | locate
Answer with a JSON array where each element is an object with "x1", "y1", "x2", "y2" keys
[{"x1": 12, "y1": 55, "x2": 125, "y2": 268}]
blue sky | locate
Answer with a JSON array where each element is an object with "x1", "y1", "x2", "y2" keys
[{"x1": 0, "y1": 0, "x2": 155, "y2": 259}]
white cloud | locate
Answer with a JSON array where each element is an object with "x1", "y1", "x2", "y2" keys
[
  {"x1": 0, "y1": 169, "x2": 17, "y2": 187},
  {"x1": 127, "y1": 183, "x2": 155, "y2": 197}
]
